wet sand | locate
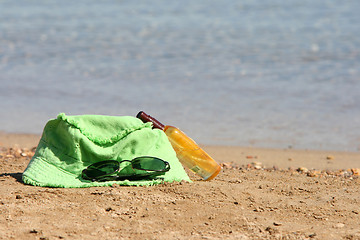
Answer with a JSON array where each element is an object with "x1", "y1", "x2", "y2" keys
[{"x1": 1, "y1": 132, "x2": 360, "y2": 239}]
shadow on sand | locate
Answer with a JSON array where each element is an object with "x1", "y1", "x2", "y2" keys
[{"x1": 0, "y1": 172, "x2": 23, "y2": 183}]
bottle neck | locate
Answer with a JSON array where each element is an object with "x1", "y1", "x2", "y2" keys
[{"x1": 136, "y1": 111, "x2": 165, "y2": 130}]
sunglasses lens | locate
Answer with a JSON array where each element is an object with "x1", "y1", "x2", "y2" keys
[
  {"x1": 131, "y1": 157, "x2": 169, "y2": 171},
  {"x1": 83, "y1": 160, "x2": 119, "y2": 179}
]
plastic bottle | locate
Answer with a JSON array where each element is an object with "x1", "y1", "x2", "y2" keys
[{"x1": 137, "y1": 111, "x2": 221, "y2": 180}]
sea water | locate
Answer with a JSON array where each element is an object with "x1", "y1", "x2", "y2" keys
[{"x1": 0, "y1": 0, "x2": 359, "y2": 151}]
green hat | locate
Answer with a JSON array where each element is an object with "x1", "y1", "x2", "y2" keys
[{"x1": 22, "y1": 113, "x2": 190, "y2": 188}]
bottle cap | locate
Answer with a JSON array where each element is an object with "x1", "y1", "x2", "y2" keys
[{"x1": 136, "y1": 111, "x2": 165, "y2": 130}]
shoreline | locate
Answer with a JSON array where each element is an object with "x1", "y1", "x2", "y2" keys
[{"x1": 1, "y1": 132, "x2": 359, "y2": 171}]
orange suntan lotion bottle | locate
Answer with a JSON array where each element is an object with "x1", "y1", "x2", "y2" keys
[{"x1": 137, "y1": 111, "x2": 221, "y2": 181}]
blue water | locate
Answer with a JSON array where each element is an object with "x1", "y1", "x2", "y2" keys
[{"x1": 1, "y1": 0, "x2": 359, "y2": 151}]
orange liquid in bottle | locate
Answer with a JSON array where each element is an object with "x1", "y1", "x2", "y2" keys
[
  {"x1": 164, "y1": 126, "x2": 221, "y2": 180},
  {"x1": 137, "y1": 111, "x2": 221, "y2": 181}
]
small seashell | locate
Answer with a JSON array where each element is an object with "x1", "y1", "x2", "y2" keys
[
  {"x1": 254, "y1": 165, "x2": 262, "y2": 170},
  {"x1": 351, "y1": 168, "x2": 360, "y2": 176},
  {"x1": 220, "y1": 162, "x2": 232, "y2": 169},
  {"x1": 307, "y1": 171, "x2": 318, "y2": 177},
  {"x1": 251, "y1": 162, "x2": 262, "y2": 170},
  {"x1": 297, "y1": 167, "x2": 308, "y2": 173}
]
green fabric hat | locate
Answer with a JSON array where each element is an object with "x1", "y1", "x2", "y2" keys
[{"x1": 22, "y1": 113, "x2": 190, "y2": 188}]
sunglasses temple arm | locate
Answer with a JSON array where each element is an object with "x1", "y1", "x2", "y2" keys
[{"x1": 165, "y1": 161, "x2": 171, "y2": 171}]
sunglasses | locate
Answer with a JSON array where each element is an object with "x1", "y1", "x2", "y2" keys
[{"x1": 81, "y1": 156, "x2": 170, "y2": 182}]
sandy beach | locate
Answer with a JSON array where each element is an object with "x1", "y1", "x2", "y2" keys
[
  {"x1": 1, "y1": 132, "x2": 360, "y2": 239},
  {"x1": 2, "y1": 1, "x2": 359, "y2": 239}
]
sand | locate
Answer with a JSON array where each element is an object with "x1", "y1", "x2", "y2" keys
[{"x1": 1, "y1": 132, "x2": 360, "y2": 240}]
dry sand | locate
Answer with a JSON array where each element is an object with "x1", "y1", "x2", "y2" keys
[{"x1": 1, "y1": 132, "x2": 360, "y2": 240}]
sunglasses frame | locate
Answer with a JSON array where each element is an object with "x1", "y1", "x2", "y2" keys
[{"x1": 81, "y1": 156, "x2": 170, "y2": 182}]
